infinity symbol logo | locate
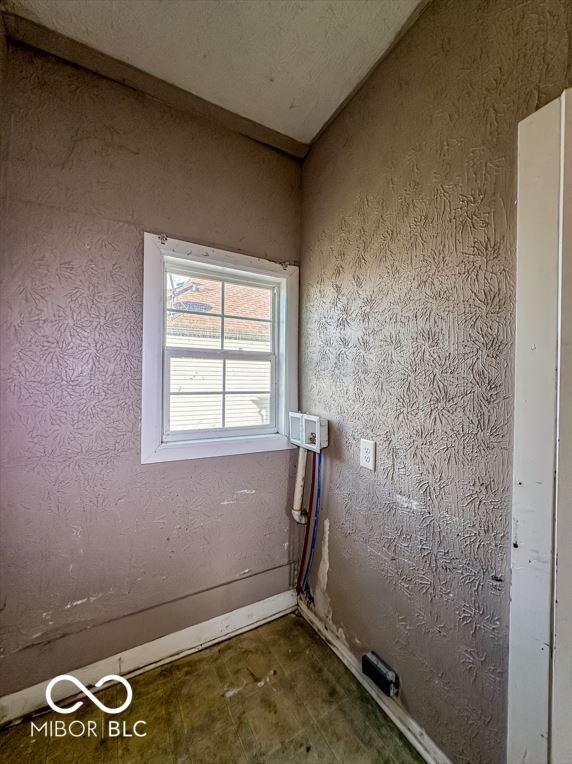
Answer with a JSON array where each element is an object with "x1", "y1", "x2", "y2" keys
[{"x1": 45, "y1": 674, "x2": 133, "y2": 715}]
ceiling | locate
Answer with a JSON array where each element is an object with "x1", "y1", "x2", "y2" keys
[{"x1": 4, "y1": 0, "x2": 425, "y2": 144}]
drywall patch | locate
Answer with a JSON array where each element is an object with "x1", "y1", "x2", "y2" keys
[
  {"x1": 312, "y1": 518, "x2": 350, "y2": 648},
  {"x1": 394, "y1": 494, "x2": 423, "y2": 512},
  {"x1": 314, "y1": 518, "x2": 331, "y2": 622}
]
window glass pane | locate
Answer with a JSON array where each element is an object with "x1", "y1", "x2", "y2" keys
[
  {"x1": 226, "y1": 360, "x2": 271, "y2": 392},
  {"x1": 224, "y1": 318, "x2": 271, "y2": 352},
  {"x1": 169, "y1": 394, "x2": 222, "y2": 431},
  {"x1": 166, "y1": 273, "x2": 222, "y2": 313},
  {"x1": 170, "y1": 358, "x2": 223, "y2": 393},
  {"x1": 224, "y1": 283, "x2": 272, "y2": 320},
  {"x1": 225, "y1": 393, "x2": 271, "y2": 427},
  {"x1": 166, "y1": 312, "x2": 221, "y2": 348}
]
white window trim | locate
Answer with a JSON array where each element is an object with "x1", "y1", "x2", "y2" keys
[{"x1": 141, "y1": 233, "x2": 298, "y2": 462}]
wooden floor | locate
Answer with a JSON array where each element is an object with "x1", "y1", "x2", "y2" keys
[{"x1": 0, "y1": 613, "x2": 423, "y2": 763}]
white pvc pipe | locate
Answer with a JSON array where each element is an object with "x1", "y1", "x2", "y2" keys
[{"x1": 292, "y1": 446, "x2": 307, "y2": 523}]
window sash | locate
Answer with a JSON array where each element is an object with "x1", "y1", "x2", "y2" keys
[
  {"x1": 162, "y1": 266, "x2": 280, "y2": 441},
  {"x1": 162, "y1": 348, "x2": 277, "y2": 440}
]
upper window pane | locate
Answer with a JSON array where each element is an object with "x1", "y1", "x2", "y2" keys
[
  {"x1": 224, "y1": 283, "x2": 272, "y2": 320},
  {"x1": 166, "y1": 312, "x2": 221, "y2": 349},
  {"x1": 166, "y1": 272, "x2": 222, "y2": 314},
  {"x1": 224, "y1": 318, "x2": 271, "y2": 352}
]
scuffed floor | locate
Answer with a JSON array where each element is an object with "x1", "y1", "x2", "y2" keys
[{"x1": 0, "y1": 613, "x2": 423, "y2": 762}]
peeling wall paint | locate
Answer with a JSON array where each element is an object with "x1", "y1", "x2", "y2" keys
[
  {"x1": 300, "y1": 1, "x2": 572, "y2": 762},
  {"x1": 0, "y1": 43, "x2": 301, "y2": 695}
]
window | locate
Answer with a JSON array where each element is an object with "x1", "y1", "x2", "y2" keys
[{"x1": 141, "y1": 233, "x2": 298, "y2": 462}]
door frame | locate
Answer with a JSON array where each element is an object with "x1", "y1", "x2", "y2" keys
[{"x1": 507, "y1": 88, "x2": 572, "y2": 764}]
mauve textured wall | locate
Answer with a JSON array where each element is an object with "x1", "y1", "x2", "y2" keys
[
  {"x1": 300, "y1": 1, "x2": 571, "y2": 762},
  {"x1": 0, "y1": 43, "x2": 301, "y2": 697}
]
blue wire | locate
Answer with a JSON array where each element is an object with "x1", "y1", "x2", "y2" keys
[{"x1": 301, "y1": 451, "x2": 322, "y2": 592}]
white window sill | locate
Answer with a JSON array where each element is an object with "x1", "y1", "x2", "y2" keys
[{"x1": 141, "y1": 433, "x2": 295, "y2": 463}]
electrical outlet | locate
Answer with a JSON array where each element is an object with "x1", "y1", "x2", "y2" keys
[{"x1": 360, "y1": 439, "x2": 376, "y2": 470}]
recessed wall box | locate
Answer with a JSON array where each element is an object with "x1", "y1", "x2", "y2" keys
[
  {"x1": 302, "y1": 414, "x2": 328, "y2": 453},
  {"x1": 288, "y1": 412, "x2": 303, "y2": 446},
  {"x1": 288, "y1": 412, "x2": 328, "y2": 452}
]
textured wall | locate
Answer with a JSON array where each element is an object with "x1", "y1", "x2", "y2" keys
[
  {"x1": 300, "y1": 1, "x2": 572, "y2": 762},
  {"x1": 0, "y1": 43, "x2": 301, "y2": 697},
  {"x1": 0, "y1": 17, "x2": 6, "y2": 92}
]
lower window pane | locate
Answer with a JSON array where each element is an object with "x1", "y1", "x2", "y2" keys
[
  {"x1": 170, "y1": 357, "x2": 223, "y2": 393},
  {"x1": 225, "y1": 359, "x2": 271, "y2": 392},
  {"x1": 224, "y1": 393, "x2": 271, "y2": 427},
  {"x1": 170, "y1": 394, "x2": 222, "y2": 431}
]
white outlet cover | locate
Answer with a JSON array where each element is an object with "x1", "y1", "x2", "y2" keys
[{"x1": 360, "y1": 439, "x2": 376, "y2": 470}]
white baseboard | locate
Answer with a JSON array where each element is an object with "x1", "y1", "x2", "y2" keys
[
  {"x1": 298, "y1": 601, "x2": 452, "y2": 764},
  {"x1": 0, "y1": 589, "x2": 297, "y2": 725}
]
